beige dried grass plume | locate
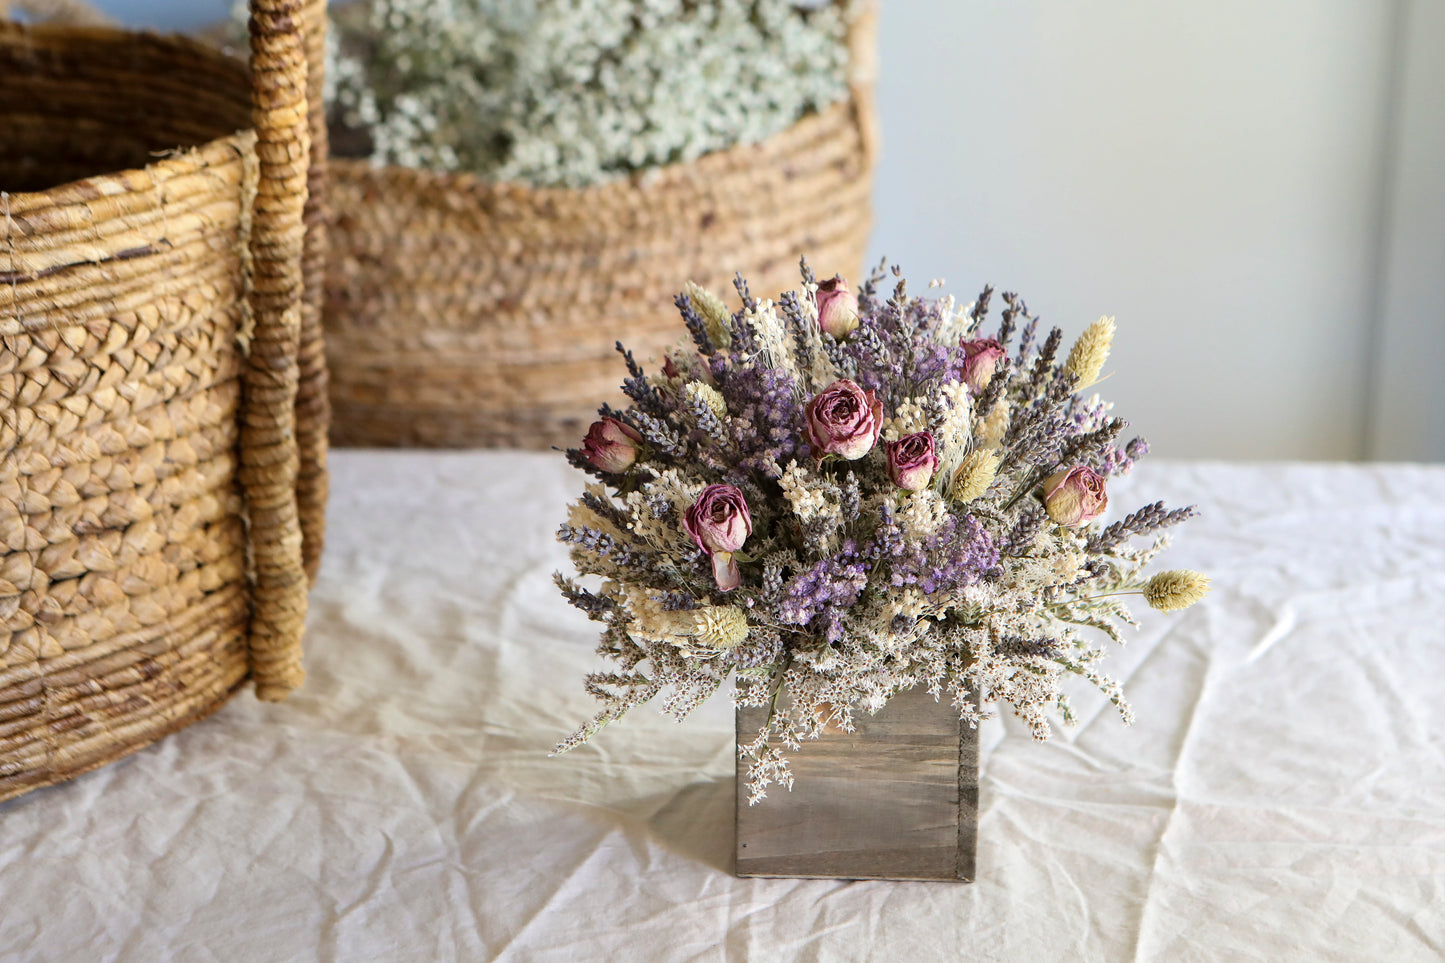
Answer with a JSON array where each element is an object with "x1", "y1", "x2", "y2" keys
[
  {"x1": 1064, "y1": 315, "x2": 1116, "y2": 388},
  {"x1": 950, "y1": 449, "x2": 1000, "y2": 503},
  {"x1": 684, "y1": 280, "x2": 734, "y2": 350},
  {"x1": 1143, "y1": 570, "x2": 1211, "y2": 611}
]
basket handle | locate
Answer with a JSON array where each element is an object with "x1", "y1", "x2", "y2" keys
[
  {"x1": 241, "y1": 0, "x2": 326, "y2": 701},
  {"x1": 294, "y1": 0, "x2": 330, "y2": 587}
]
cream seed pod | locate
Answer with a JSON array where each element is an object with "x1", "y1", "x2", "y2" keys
[
  {"x1": 1143, "y1": 570, "x2": 1211, "y2": 611},
  {"x1": 688, "y1": 605, "x2": 751, "y2": 650},
  {"x1": 1064, "y1": 315, "x2": 1116, "y2": 388}
]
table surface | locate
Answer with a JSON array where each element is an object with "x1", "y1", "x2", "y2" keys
[{"x1": 2, "y1": 453, "x2": 1443, "y2": 962}]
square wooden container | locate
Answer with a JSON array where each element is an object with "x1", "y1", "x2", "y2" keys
[{"x1": 735, "y1": 686, "x2": 978, "y2": 881}]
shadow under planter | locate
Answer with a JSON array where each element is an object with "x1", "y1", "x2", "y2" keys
[{"x1": 735, "y1": 686, "x2": 978, "y2": 882}]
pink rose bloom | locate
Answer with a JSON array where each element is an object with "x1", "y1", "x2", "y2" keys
[
  {"x1": 683, "y1": 484, "x2": 753, "y2": 592},
  {"x1": 816, "y1": 276, "x2": 860, "y2": 339},
  {"x1": 581, "y1": 417, "x2": 643, "y2": 473},
  {"x1": 961, "y1": 338, "x2": 1005, "y2": 391},
  {"x1": 886, "y1": 431, "x2": 941, "y2": 491},
  {"x1": 1042, "y1": 465, "x2": 1109, "y2": 527},
  {"x1": 804, "y1": 379, "x2": 884, "y2": 460}
]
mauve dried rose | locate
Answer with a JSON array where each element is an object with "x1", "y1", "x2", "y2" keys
[
  {"x1": 581, "y1": 417, "x2": 643, "y2": 472},
  {"x1": 961, "y1": 338, "x2": 1005, "y2": 391},
  {"x1": 683, "y1": 484, "x2": 752, "y2": 592},
  {"x1": 804, "y1": 379, "x2": 883, "y2": 460},
  {"x1": 885, "y1": 431, "x2": 941, "y2": 491},
  {"x1": 816, "y1": 276, "x2": 860, "y2": 339},
  {"x1": 1042, "y1": 465, "x2": 1108, "y2": 527}
]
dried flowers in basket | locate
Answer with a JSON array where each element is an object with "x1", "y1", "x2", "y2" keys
[
  {"x1": 326, "y1": 0, "x2": 861, "y2": 186},
  {"x1": 553, "y1": 260, "x2": 1209, "y2": 841},
  {"x1": 307, "y1": 0, "x2": 878, "y2": 448}
]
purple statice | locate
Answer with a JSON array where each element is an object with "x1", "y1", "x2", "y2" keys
[
  {"x1": 874, "y1": 505, "x2": 998, "y2": 597},
  {"x1": 776, "y1": 540, "x2": 869, "y2": 644},
  {"x1": 712, "y1": 354, "x2": 803, "y2": 480},
  {"x1": 838, "y1": 287, "x2": 968, "y2": 410}
]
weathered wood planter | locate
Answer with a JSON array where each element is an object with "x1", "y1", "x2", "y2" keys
[{"x1": 735, "y1": 686, "x2": 979, "y2": 882}]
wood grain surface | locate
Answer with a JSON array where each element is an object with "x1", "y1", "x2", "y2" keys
[{"x1": 736, "y1": 686, "x2": 978, "y2": 882}]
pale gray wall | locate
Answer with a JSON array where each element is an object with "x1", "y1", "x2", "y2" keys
[
  {"x1": 80, "y1": 0, "x2": 1445, "y2": 461},
  {"x1": 867, "y1": 0, "x2": 1443, "y2": 461},
  {"x1": 1368, "y1": 0, "x2": 1445, "y2": 462}
]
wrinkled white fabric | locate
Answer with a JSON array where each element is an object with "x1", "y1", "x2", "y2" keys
[{"x1": 2, "y1": 454, "x2": 1442, "y2": 962}]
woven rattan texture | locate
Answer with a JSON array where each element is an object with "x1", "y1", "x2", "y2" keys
[
  {"x1": 323, "y1": 10, "x2": 877, "y2": 450},
  {"x1": 0, "y1": 4, "x2": 326, "y2": 803}
]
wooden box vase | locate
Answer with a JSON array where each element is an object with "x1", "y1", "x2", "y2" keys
[{"x1": 735, "y1": 686, "x2": 979, "y2": 882}]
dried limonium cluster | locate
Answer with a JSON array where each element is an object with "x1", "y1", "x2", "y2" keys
[
  {"x1": 324, "y1": 0, "x2": 858, "y2": 187},
  {"x1": 554, "y1": 260, "x2": 1209, "y2": 803}
]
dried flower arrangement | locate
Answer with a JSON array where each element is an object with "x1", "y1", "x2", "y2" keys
[
  {"x1": 554, "y1": 260, "x2": 1209, "y2": 803},
  {"x1": 323, "y1": 0, "x2": 859, "y2": 186}
]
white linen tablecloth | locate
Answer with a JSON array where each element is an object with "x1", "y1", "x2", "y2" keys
[{"x1": 2, "y1": 453, "x2": 1442, "y2": 962}]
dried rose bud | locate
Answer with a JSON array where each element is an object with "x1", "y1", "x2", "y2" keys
[
  {"x1": 804, "y1": 379, "x2": 884, "y2": 460},
  {"x1": 961, "y1": 338, "x2": 1005, "y2": 391},
  {"x1": 581, "y1": 417, "x2": 643, "y2": 473},
  {"x1": 885, "y1": 431, "x2": 941, "y2": 491},
  {"x1": 816, "y1": 276, "x2": 860, "y2": 339},
  {"x1": 683, "y1": 484, "x2": 753, "y2": 592},
  {"x1": 1042, "y1": 465, "x2": 1108, "y2": 526}
]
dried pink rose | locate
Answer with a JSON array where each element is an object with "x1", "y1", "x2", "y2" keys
[
  {"x1": 581, "y1": 417, "x2": 643, "y2": 473},
  {"x1": 1043, "y1": 465, "x2": 1109, "y2": 527},
  {"x1": 804, "y1": 379, "x2": 884, "y2": 460},
  {"x1": 683, "y1": 484, "x2": 753, "y2": 592},
  {"x1": 885, "y1": 431, "x2": 941, "y2": 491},
  {"x1": 816, "y1": 276, "x2": 860, "y2": 339},
  {"x1": 961, "y1": 338, "x2": 1005, "y2": 391}
]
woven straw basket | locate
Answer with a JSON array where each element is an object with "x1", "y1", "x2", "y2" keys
[
  {"x1": 0, "y1": 0, "x2": 329, "y2": 803},
  {"x1": 324, "y1": 4, "x2": 879, "y2": 449}
]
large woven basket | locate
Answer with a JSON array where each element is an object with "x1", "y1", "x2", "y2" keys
[
  {"x1": 323, "y1": 4, "x2": 879, "y2": 449},
  {"x1": 0, "y1": 0, "x2": 329, "y2": 803}
]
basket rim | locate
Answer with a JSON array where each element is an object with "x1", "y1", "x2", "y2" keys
[
  {"x1": 0, "y1": 20, "x2": 253, "y2": 206},
  {"x1": 327, "y1": 96, "x2": 870, "y2": 200}
]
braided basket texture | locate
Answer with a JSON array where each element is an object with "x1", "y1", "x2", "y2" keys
[
  {"x1": 323, "y1": 6, "x2": 878, "y2": 449},
  {"x1": 0, "y1": 0, "x2": 328, "y2": 803}
]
